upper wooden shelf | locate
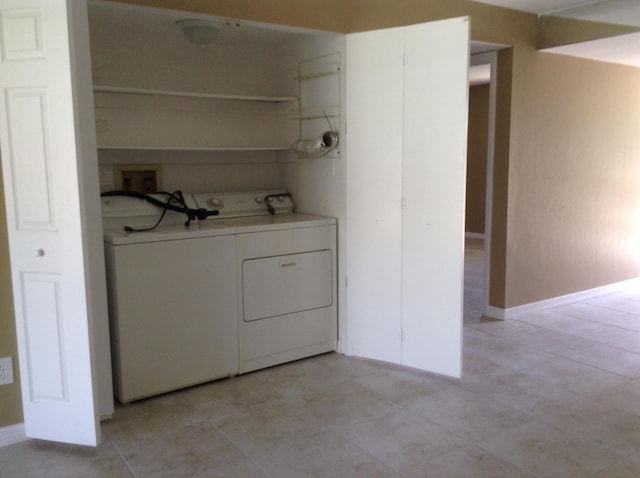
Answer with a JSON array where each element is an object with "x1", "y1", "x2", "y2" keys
[
  {"x1": 93, "y1": 85, "x2": 297, "y2": 103},
  {"x1": 96, "y1": 145, "x2": 291, "y2": 152}
]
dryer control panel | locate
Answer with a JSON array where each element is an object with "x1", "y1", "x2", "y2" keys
[{"x1": 192, "y1": 190, "x2": 294, "y2": 218}]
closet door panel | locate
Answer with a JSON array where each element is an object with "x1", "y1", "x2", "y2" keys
[
  {"x1": 345, "y1": 27, "x2": 404, "y2": 362},
  {"x1": 0, "y1": 0, "x2": 106, "y2": 445},
  {"x1": 401, "y1": 17, "x2": 470, "y2": 377}
]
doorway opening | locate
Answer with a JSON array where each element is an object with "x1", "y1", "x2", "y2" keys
[{"x1": 465, "y1": 47, "x2": 502, "y2": 324}]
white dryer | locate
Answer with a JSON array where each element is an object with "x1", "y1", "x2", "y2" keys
[{"x1": 193, "y1": 191, "x2": 337, "y2": 374}]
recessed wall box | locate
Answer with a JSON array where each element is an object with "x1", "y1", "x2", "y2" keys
[{"x1": 115, "y1": 164, "x2": 163, "y2": 193}]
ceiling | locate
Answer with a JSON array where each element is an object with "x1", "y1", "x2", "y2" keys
[
  {"x1": 474, "y1": 0, "x2": 637, "y2": 16},
  {"x1": 473, "y1": 0, "x2": 640, "y2": 67}
]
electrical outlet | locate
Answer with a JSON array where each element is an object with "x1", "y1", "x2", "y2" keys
[{"x1": 0, "y1": 357, "x2": 14, "y2": 385}]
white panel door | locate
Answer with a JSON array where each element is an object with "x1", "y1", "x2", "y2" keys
[
  {"x1": 401, "y1": 18, "x2": 469, "y2": 376},
  {"x1": 346, "y1": 18, "x2": 468, "y2": 376},
  {"x1": 345, "y1": 27, "x2": 405, "y2": 363},
  {"x1": 0, "y1": 0, "x2": 102, "y2": 445}
]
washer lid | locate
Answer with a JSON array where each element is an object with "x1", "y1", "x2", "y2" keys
[
  {"x1": 101, "y1": 193, "x2": 198, "y2": 231},
  {"x1": 103, "y1": 221, "x2": 236, "y2": 245}
]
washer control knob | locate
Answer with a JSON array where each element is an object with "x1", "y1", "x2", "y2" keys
[
  {"x1": 266, "y1": 196, "x2": 274, "y2": 203},
  {"x1": 254, "y1": 196, "x2": 263, "y2": 204},
  {"x1": 207, "y1": 197, "x2": 222, "y2": 208},
  {"x1": 36, "y1": 249, "x2": 45, "y2": 257}
]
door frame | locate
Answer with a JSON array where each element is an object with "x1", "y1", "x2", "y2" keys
[{"x1": 469, "y1": 50, "x2": 498, "y2": 318}]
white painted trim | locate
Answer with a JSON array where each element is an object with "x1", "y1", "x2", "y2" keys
[
  {"x1": 485, "y1": 305, "x2": 506, "y2": 320},
  {"x1": 0, "y1": 423, "x2": 27, "y2": 448},
  {"x1": 485, "y1": 277, "x2": 640, "y2": 320},
  {"x1": 465, "y1": 232, "x2": 485, "y2": 240},
  {"x1": 470, "y1": 50, "x2": 498, "y2": 321}
]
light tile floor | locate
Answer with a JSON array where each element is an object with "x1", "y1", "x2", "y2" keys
[{"x1": 3, "y1": 238, "x2": 640, "y2": 476}]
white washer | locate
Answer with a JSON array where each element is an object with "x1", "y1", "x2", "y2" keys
[
  {"x1": 192, "y1": 191, "x2": 337, "y2": 374},
  {"x1": 102, "y1": 194, "x2": 238, "y2": 403}
]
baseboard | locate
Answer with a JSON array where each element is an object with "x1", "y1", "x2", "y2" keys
[
  {"x1": 484, "y1": 277, "x2": 640, "y2": 320},
  {"x1": 485, "y1": 305, "x2": 506, "y2": 320},
  {"x1": 0, "y1": 422, "x2": 26, "y2": 448},
  {"x1": 465, "y1": 232, "x2": 485, "y2": 240}
]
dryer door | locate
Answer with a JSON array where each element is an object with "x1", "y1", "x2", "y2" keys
[{"x1": 242, "y1": 250, "x2": 333, "y2": 322}]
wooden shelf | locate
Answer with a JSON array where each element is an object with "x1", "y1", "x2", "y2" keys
[
  {"x1": 97, "y1": 145, "x2": 291, "y2": 151},
  {"x1": 93, "y1": 85, "x2": 297, "y2": 103}
]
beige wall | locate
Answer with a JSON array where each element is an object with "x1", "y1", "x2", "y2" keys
[
  {"x1": 466, "y1": 84, "x2": 490, "y2": 234},
  {"x1": 113, "y1": 0, "x2": 536, "y2": 44},
  {"x1": 505, "y1": 46, "x2": 640, "y2": 307},
  {"x1": 0, "y1": 160, "x2": 22, "y2": 427},
  {"x1": 489, "y1": 48, "x2": 514, "y2": 309},
  {"x1": 345, "y1": 0, "x2": 536, "y2": 45}
]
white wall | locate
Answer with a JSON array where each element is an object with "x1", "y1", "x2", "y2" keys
[
  {"x1": 88, "y1": 3, "x2": 291, "y2": 97},
  {"x1": 88, "y1": 2, "x2": 299, "y2": 194},
  {"x1": 279, "y1": 35, "x2": 347, "y2": 352},
  {"x1": 97, "y1": 150, "x2": 282, "y2": 193}
]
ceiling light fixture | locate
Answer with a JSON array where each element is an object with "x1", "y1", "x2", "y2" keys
[{"x1": 176, "y1": 19, "x2": 219, "y2": 46}]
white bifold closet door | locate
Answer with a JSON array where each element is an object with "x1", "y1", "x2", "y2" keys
[
  {"x1": 346, "y1": 17, "x2": 469, "y2": 377},
  {"x1": 0, "y1": 0, "x2": 110, "y2": 445}
]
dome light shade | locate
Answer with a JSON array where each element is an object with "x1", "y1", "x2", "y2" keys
[{"x1": 177, "y1": 19, "x2": 219, "y2": 45}]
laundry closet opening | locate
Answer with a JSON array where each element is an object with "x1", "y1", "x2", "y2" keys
[
  {"x1": 90, "y1": 1, "x2": 472, "y2": 393},
  {"x1": 89, "y1": 1, "x2": 348, "y2": 405}
]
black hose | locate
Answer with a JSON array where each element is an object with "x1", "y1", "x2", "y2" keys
[{"x1": 101, "y1": 190, "x2": 219, "y2": 232}]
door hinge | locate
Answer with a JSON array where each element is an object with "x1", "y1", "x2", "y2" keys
[
  {"x1": 401, "y1": 330, "x2": 406, "y2": 342},
  {"x1": 403, "y1": 54, "x2": 408, "y2": 66}
]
